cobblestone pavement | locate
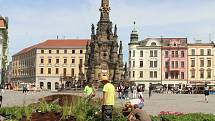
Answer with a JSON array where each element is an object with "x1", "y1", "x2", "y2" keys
[{"x1": 2, "y1": 90, "x2": 215, "y2": 115}]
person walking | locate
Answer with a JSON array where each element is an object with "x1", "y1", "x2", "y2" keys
[
  {"x1": 149, "y1": 83, "x2": 153, "y2": 99},
  {"x1": 204, "y1": 84, "x2": 209, "y2": 103},
  {"x1": 132, "y1": 84, "x2": 137, "y2": 99},
  {"x1": 0, "y1": 86, "x2": 4, "y2": 107},
  {"x1": 100, "y1": 75, "x2": 115, "y2": 121}
]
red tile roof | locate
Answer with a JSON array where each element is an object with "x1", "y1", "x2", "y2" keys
[
  {"x1": 0, "y1": 20, "x2": 6, "y2": 28},
  {"x1": 14, "y1": 39, "x2": 90, "y2": 56}
]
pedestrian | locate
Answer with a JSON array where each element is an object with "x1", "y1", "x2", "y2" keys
[
  {"x1": 204, "y1": 84, "x2": 209, "y2": 103},
  {"x1": 149, "y1": 83, "x2": 153, "y2": 99},
  {"x1": 100, "y1": 75, "x2": 115, "y2": 121},
  {"x1": 117, "y1": 84, "x2": 122, "y2": 99},
  {"x1": 137, "y1": 85, "x2": 142, "y2": 97},
  {"x1": 132, "y1": 84, "x2": 137, "y2": 99},
  {"x1": 124, "y1": 84, "x2": 129, "y2": 99},
  {"x1": 0, "y1": 86, "x2": 3, "y2": 107},
  {"x1": 128, "y1": 104, "x2": 151, "y2": 121}
]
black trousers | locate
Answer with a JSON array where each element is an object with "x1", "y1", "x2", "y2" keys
[
  {"x1": 102, "y1": 105, "x2": 113, "y2": 121},
  {"x1": 0, "y1": 96, "x2": 2, "y2": 107}
]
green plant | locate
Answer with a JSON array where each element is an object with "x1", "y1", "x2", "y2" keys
[
  {"x1": 23, "y1": 106, "x2": 33, "y2": 120},
  {"x1": 14, "y1": 107, "x2": 23, "y2": 121},
  {"x1": 61, "y1": 99, "x2": 72, "y2": 120},
  {"x1": 38, "y1": 99, "x2": 51, "y2": 113}
]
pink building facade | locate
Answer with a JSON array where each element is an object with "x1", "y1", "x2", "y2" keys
[{"x1": 161, "y1": 38, "x2": 188, "y2": 87}]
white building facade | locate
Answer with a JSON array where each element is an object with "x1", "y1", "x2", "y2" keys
[{"x1": 128, "y1": 28, "x2": 162, "y2": 89}]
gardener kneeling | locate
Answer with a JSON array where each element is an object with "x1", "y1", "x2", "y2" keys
[{"x1": 128, "y1": 104, "x2": 151, "y2": 121}]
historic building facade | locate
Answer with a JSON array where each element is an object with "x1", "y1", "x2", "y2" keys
[
  {"x1": 128, "y1": 27, "x2": 162, "y2": 89},
  {"x1": 187, "y1": 42, "x2": 214, "y2": 86},
  {"x1": 0, "y1": 16, "x2": 9, "y2": 85},
  {"x1": 12, "y1": 39, "x2": 88, "y2": 91},
  {"x1": 85, "y1": 0, "x2": 124, "y2": 83},
  {"x1": 161, "y1": 38, "x2": 188, "y2": 87}
]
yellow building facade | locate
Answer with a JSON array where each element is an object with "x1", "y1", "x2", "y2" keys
[
  {"x1": 187, "y1": 43, "x2": 214, "y2": 86},
  {"x1": 12, "y1": 39, "x2": 88, "y2": 91}
]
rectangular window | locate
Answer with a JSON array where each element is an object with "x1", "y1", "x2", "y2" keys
[
  {"x1": 171, "y1": 72, "x2": 174, "y2": 79},
  {"x1": 175, "y1": 72, "x2": 179, "y2": 79},
  {"x1": 63, "y1": 68, "x2": 67, "y2": 76},
  {"x1": 181, "y1": 72, "x2": 184, "y2": 79},
  {"x1": 154, "y1": 61, "x2": 157, "y2": 67},
  {"x1": 165, "y1": 72, "x2": 168, "y2": 79},
  {"x1": 140, "y1": 51, "x2": 143, "y2": 57},
  {"x1": 207, "y1": 49, "x2": 211, "y2": 55},
  {"x1": 207, "y1": 71, "x2": 211, "y2": 78},
  {"x1": 41, "y1": 59, "x2": 44, "y2": 64},
  {"x1": 49, "y1": 50, "x2": 52, "y2": 54},
  {"x1": 191, "y1": 60, "x2": 195, "y2": 67},
  {"x1": 71, "y1": 69, "x2": 75, "y2": 76},
  {"x1": 175, "y1": 61, "x2": 178, "y2": 68},
  {"x1": 191, "y1": 49, "x2": 195, "y2": 55},
  {"x1": 175, "y1": 51, "x2": 178, "y2": 57},
  {"x1": 40, "y1": 68, "x2": 44, "y2": 74},
  {"x1": 72, "y1": 59, "x2": 75, "y2": 64},
  {"x1": 80, "y1": 59, "x2": 83, "y2": 65},
  {"x1": 48, "y1": 59, "x2": 51, "y2": 64},
  {"x1": 181, "y1": 61, "x2": 184, "y2": 68},
  {"x1": 129, "y1": 61, "x2": 131, "y2": 67},
  {"x1": 200, "y1": 60, "x2": 204, "y2": 67},
  {"x1": 165, "y1": 61, "x2": 169, "y2": 68},
  {"x1": 140, "y1": 61, "x2": 143, "y2": 67},
  {"x1": 200, "y1": 71, "x2": 204, "y2": 78},
  {"x1": 150, "y1": 71, "x2": 153, "y2": 78},
  {"x1": 56, "y1": 68, "x2": 59, "y2": 74},
  {"x1": 64, "y1": 50, "x2": 67, "y2": 54},
  {"x1": 129, "y1": 71, "x2": 131, "y2": 78},
  {"x1": 171, "y1": 61, "x2": 174, "y2": 68},
  {"x1": 56, "y1": 59, "x2": 59, "y2": 64},
  {"x1": 207, "y1": 60, "x2": 211, "y2": 67},
  {"x1": 200, "y1": 49, "x2": 204, "y2": 55},
  {"x1": 172, "y1": 51, "x2": 174, "y2": 57},
  {"x1": 56, "y1": 50, "x2": 59, "y2": 54},
  {"x1": 64, "y1": 59, "x2": 67, "y2": 64},
  {"x1": 139, "y1": 71, "x2": 143, "y2": 78},
  {"x1": 150, "y1": 50, "x2": 153, "y2": 57},
  {"x1": 165, "y1": 51, "x2": 168, "y2": 58},
  {"x1": 133, "y1": 50, "x2": 135, "y2": 57},
  {"x1": 48, "y1": 68, "x2": 51, "y2": 74},
  {"x1": 154, "y1": 50, "x2": 158, "y2": 57},
  {"x1": 80, "y1": 50, "x2": 83, "y2": 54},
  {"x1": 181, "y1": 51, "x2": 185, "y2": 57},
  {"x1": 150, "y1": 61, "x2": 153, "y2": 67},
  {"x1": 154, "y1": 71, "x2": 157, "y2": 78},
  {"x1": 133, "y1": 61, "x2": 135, "y2": 67},
  {"x1": 191, "y1": 71, "x2": 195, "y2": 78},
  {"x1": 133, "y1": 71, "x2": 135, "y2": 78},
  {"x1": 129, "y1": 51, "x2": 131, "y2": 57},
  {"x1": 72, "y1": 50, "x2": 75, "y2": 54},
  {"x1": 41, "y1": 50, "x2": 44, "y2": 54}
]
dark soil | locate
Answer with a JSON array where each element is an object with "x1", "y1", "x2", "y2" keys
[{"x1": 21, "y1": 112, "x2": 76, "y2": 121}]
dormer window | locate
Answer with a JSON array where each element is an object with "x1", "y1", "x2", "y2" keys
[{"x1": 151, "y1": 42, "x2": 156, "y2": 46}]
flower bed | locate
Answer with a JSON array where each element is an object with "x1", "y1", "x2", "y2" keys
[{"x1": 151, "y1": 112, "x2": 215, "y2": 121}]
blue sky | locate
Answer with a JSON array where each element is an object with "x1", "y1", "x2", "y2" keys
[{"x1": 0, "y1": 0, "x2": 215, "y2": 62}]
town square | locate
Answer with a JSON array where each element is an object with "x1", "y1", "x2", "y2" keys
[{"x1": 0, "y1": 0, "x2": 215, "y2": 120}]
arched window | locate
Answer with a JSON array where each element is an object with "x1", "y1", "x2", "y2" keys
[
  {"x1": 151, "y1": 42, "x2": 156, "y2": 46},
  {"x1": 47, "y1": 82, "x2": 51, "y2": 90},
  {"x1": 55, "y1": 82, "x2": 59, "y2": 90},
  {"x1": 40, "y1": 82, "x2": 44, "y2": 89}
]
